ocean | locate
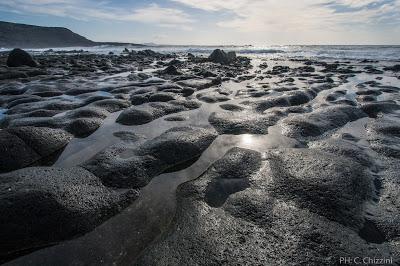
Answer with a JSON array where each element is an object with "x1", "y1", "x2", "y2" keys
[{"x1": 1, "y1": 45, "x2": 400, "y2": 61}]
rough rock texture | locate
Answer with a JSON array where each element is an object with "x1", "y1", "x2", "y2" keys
[
  {"x1": 116, "y1": 100, "x2": 201, "y2": 126},
  {"x1": 367, "y1": 118, "x2": 400, "y2": 159},
  {"x1": 0, "y1": 127, "x2": 72, "y2": 173},
  {"x1": 135, "y1": 147, "x2": 394, "y2": 266},
  {"x1": 209, "y1": 111, "x2": 279, "y2": 134},
  {"x1": 0, "y1": 167, "x2": 138, "y2": 258},
  {"x1": 280, "y1": 105, "x2": 366, "y2": 139},
  {"x1": 361, "y1": 101, "x2": 400, "y2": 118},
  {"x1": 209, "y1": 49, "x2": 236, "y2": 65},
  {"x1": 83, "y1": 126, "x2": 218, "y2": 188},
  {"x1": 364, "y1": 117, "x2": 400, "y2": 246}
]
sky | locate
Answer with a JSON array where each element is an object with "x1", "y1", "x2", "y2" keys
[{"x1": 0, "y1": 0, "x2": 399, "y2": 45}]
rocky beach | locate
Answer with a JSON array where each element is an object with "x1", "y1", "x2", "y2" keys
[{"x1": 0, "y1": 46, "x2": 400, "y2": 265}]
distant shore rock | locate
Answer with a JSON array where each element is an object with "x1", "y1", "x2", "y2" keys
[
  {"x1": 6, "y1": 48, "x2": 38, "y2": 67},
  {"x1": 209, "y1": 49, "x2": 237, "y2": 65},
  {"x1": 383, "y1": 64, "x2": 400, "y2": 72}
]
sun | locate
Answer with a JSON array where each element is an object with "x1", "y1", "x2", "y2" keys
[{"x1": 240, "y1": 134, "x2": 254, "y2": 145}]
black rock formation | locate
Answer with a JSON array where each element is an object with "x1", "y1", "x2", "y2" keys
[{"x1": 6, "y1": 48, "x2": 38, "y2": 67}]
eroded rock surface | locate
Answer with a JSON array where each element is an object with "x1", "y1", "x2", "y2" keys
[
  {"x1": 136, "y1": 147, "x2": 396, "y2": 266},
  {"x1": 83, "y1": 126, "x2": 218, "y2": 188},
  {"x1": 0, "y1": 167, "x2": 138, "y2": 258}
]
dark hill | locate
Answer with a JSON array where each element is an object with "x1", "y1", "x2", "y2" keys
[{"x1": 0, "y1": 21, "x2": 95, "y2": 48}]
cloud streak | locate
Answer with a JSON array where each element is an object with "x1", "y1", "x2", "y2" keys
[
  {"x1": 173, "y1": 0, "x2": 400, "y2": 32},
  {"x1": 0, "y1": 1, "x2": 194, "y2": 29}
]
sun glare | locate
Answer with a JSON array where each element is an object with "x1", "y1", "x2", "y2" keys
[{"x1": 241, "y1": 134, "x2": 254, "y2": 145}]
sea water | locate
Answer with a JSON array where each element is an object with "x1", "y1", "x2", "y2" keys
[{"x1": 1, "y1": 45, "x2": 400, "y2": 61}]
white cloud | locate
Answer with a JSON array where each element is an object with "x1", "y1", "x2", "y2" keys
[
  {"x1": 173, "y1": 0, "x2": 400, "y2": 34},
  {"x1": 0, "y1": 1, "x2": 194, "y2": 30},
  {"x1": 171, "y1": 0, "x2": 250, "y2": 11}
]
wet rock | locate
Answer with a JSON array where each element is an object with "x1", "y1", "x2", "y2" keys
[
  {"x1": 209, "y1": 49, "x2": 236, "y2": 65},
  {"x1": 6, "y1": 99, "x2": 79, "y2": 115},
  {"x1": 64, "y1": 107, "x2": 108, "y2": 119},
  {"x1": 0, "y1": 71, "x2": 28, "y2": 80},
  {"x1": 219, "y1": 104, "x2": 245, "y2": 112},
  {"x1": 162, "y1": 65, "x2": 181, "y2": 75},
  {"x1": 0, "y1": 127, "x2": 72, "y2": 173},
  {"x1": 113, "y1": 131, "x2": 141, "y2": 143},
  {"x1": 281, "y1": 105, "x2": 366, "y2": 139},
  {"x1": 194, "y1": 69, "x2": 217, "y2": 78},
  {"x1": 367, "y1": 118, "x2": 400, "y2": 158},
  {"x1": 82, "y1": 95, "x2": 113, "y2": 105},
  {"x1": 149, "y1": 92, "x2": 175, "y2": 102},
  {"x1": 177, "y1": 78, "x2": 221, "y2": 90},
  {"x1": 0, "y1": 167, "x2": 138, "y2": 258},
  {"x1": 0, "y1": 130, "x2": 40, "y2": 173},
  {"x1": 130, "y1": 95, "x2": 149, "y2": 105},
  {"x1": 383, "y1": 64, "x2": 400, "y2": 72},
  {"x1": 83, "y1": 126, "x2": 218, "y2": 188},
  {"x1": 7, "y1": 127, "x2": 72, "y2": 158},
  {"x1": 0, "y1": 84, "x2": 27, "y2": 96},
  {"x1": 197, "y1": 92, "x2": 230, "y2": 103},
  {"x1": 6, "y1": 48, "x2": 38, "y2": 67},
  {"x1": 309, "y1": 138, "x2": 374, "y2": 168},
  {"x1": 6, "y1": 96, "x2": 42, "y2": 109},
  {"x1": 209, "y1": 111, "x2": 279, "y2": 135},
  {"x1": 296, "y1": 66, "x2": 315, "y2": 73},
  {"x1": 356, "y1": 89, "x2": 382, "y2": 96},
  {"x1": 361, "y1": 101, "x2": 400, "y2": 118},
  {"x1": 268, "y1": 65, "x2": 290, "y2": 75},
  {"x1": 136, "y1": 148, "x2": 385, "y2": 266},
  {"x1": 267, "y1": 148, "x2": 373, "y2": 228},
  {"x1": 23, "y1": 84, "x2": 58, "y2": 95},
  {"x1": 244, "y1": 90, "x2": 313, "y2": 113},
  {"x1": 167, "y1": 59, "x2": 183, "y2": 66},
  {"x1": 6, "y1": 116, "x2": 57, "y2": 129},
  {"x1": 164, "y1": 115, "x2": 187, "y2": 121},
  {"x1": 65, "y1": 88, "x2": 100, "y2": 96},
  {"x1": 90, "y1": 99, "x2": 130, "y2": 112},
  {"x1": 116, "y1": 108, "x2": 154, "y2": 125},
  {"x1": 116, "y1": 100, "x2": 201, "y2": 126},
  {"x1": 357, "y1": 95, "x2": 377, "y2": 102},
  {"x1": 65, "y1": 118, "x2": 103, "y2": 138},
  {"x1": 203, "y1": 147, "x2": 262, "y2": 207},
  {"x1": 363, "y1": 118, "x2": 400, "y2": 242}
]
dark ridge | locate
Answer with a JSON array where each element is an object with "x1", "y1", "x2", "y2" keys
[
  {"x1": 0, "y1": 21, "x2": 145, "y2": 48},
  {"x1": 0, "y1": 21, "x2": 95, "y2": 48}
]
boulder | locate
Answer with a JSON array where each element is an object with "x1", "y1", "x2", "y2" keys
[
  {"x1": 209, "y1": 49, "x2": 236, "y2": 65},
  {"x1": 6, "y1": 48, "x2": 38, "y2": 67},
  {"x1": 0, "y1": 167, "x2": 138, "y2": 258}
]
